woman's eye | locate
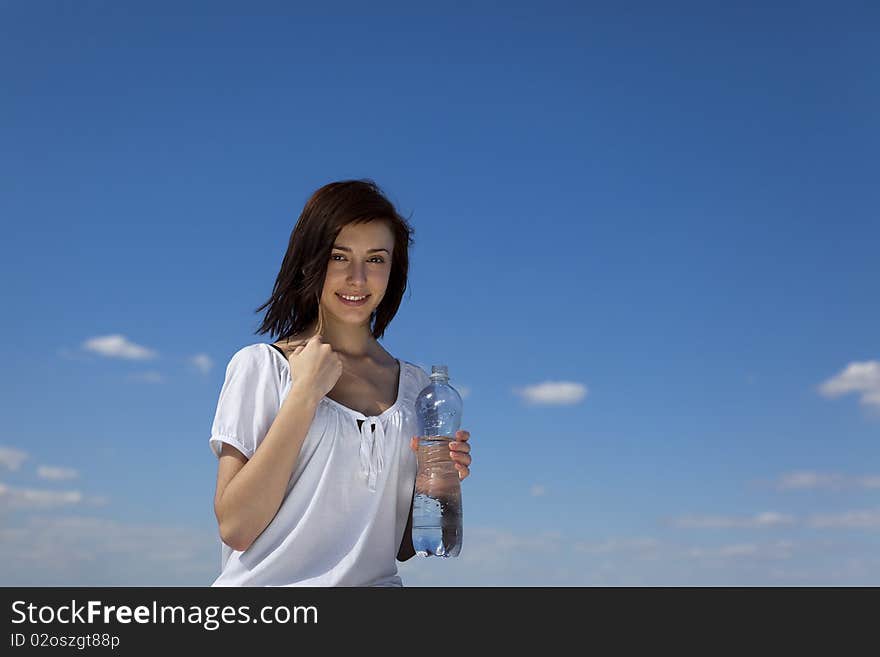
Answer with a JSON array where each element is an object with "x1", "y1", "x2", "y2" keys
[{"x1": 331, "y1": 254, "x2": 385, "y2": 263}]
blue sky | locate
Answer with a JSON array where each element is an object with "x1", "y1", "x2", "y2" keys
[{"x1": 1, "y1": 1, "x2": 878, "y2": 585}]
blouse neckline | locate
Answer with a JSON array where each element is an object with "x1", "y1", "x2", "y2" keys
[{"x1": 264, "y1": 343, "x2": 406, "y2": 421}]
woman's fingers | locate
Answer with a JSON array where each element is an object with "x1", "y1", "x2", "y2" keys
[
  {"x1": 449, "y1": 449, "x2": 472, "y2": 467},
  {"x1": 452, "y1": 430, "x2": 471, "y2": 480},
  {"x1": 410, "y1": 436, "x2": 471, "y2": 479}
]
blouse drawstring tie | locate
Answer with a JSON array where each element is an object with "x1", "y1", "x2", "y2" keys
[{"x1": 358, "y1": 416, "x2": 385, "y2": 492}]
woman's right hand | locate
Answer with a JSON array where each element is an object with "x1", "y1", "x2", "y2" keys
[{"x1": 286, "y1": 334, "x2": 343, "y2": 399}]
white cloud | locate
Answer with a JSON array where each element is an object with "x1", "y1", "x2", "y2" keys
[
  {"x1": 669, "y1": 505, "x2": 880, "y2": 533},
  {"x1": 0, "y1": 446, "x2": 28, "y2": 471},
  {"x1": 0, "y1": 515, "x2": 217, "y2": 586},
  {"x1": 0, "y1": 483, "x2": 82, "y2": 509},
  {"x1": 189, "y1": 353, "x2": 213, "y2": 374},
  {"x1": 777, "y1": 471, "x2": 845, "y2": 490},
  {"x1": 573, "y1": 537, "x2": 660, "y2": 558},
  {"x1": 817, "y1": 360, "x2": 880, "y2": 408},
  {"x1": 398, "y1": 526, "x2": 567, "y2": 586},
  {"x1": 397, "y1": 527, "x2": 850, "y2": 585},
  {"x1": 514, "y1": 381, "x2": 588, "y2": 405},
  {"x1": 669, "y1": 511, "x2": 796, "y2": 529},
  {"x1": 0, "y1": 514, "x2": 875, "y2": 586},
  {"x1": 807, "y1": 509, "x2": 880, "y2": 530},
  {"x1": 860, "y1": 476, "x2": 880, "y2": 489},
  {"x1": 465, "y1": 527, "x2": 564, "y2": 557},
  {"x1": 126, "y1": 371, "x2": 164, "y2": 383},
  {"x1": 37, "y1": 466, "x2": 79, "y2": 481},
  {"x1": 82, "y1": 334, "x2": 157, "y2": 360},
  {"x1": 686, "y1": 540, "x2": 795, "y2": 561},
  {"x1": 776, "y1": 471, "x2": 880, "y2": 491},
  {"x1": 530, "y1": 484, "x2": 546, "y2": 497},
  {"x1": 0, "y1": 482, "x2": 105, "y2": 510}
]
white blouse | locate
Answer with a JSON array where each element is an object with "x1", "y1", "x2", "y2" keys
[{"x1": 208, "y1": 343, "x2": 430, "y2": 587}]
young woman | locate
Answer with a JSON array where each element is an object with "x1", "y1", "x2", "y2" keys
[{"x1": 208, "y1": 179, "x2": 473, "y2": 586}]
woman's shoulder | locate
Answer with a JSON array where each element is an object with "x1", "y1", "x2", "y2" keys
[
  {"x1": 229, "y1": 342, "x2": 275, "y2": 360},
  {"x1": 223, "y1": 343, "x2": 287, "y2": 375},
  {"x1": 398, "y1": 358, "x2": 430, "y2": 386}
]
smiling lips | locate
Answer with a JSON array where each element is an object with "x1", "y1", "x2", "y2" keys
[{"x1": 336, "y1": 293, "x2": 370, "y2": 306}]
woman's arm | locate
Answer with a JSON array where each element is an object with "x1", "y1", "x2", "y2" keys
[{"x1": 213, "y1": 380, "x2": 323, "y2": 552}]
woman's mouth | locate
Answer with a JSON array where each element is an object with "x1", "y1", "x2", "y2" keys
[{"x1": 336, "y1": 293, "x2": 370, "y2": 307}]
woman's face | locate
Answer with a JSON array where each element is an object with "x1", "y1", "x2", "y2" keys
[{"x1": 319, "y1": 220, "x2": 395, "y2": 328}]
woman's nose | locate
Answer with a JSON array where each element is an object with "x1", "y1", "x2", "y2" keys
[{"x1": 347, "y1": 262, "x2": 367, "y2": 284}]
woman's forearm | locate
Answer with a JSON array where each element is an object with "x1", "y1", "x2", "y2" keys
[{"x1": 216, "y1": 381, "x2": 322, "y2": 551}]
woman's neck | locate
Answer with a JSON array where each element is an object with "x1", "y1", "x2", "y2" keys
[{"x1": 296, "y1": 319, "x2": 378, "y2": 359}]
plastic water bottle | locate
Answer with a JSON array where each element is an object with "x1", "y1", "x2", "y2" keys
[{"x1": 413, "y1": 364, "x2": 464, "y2": 557}]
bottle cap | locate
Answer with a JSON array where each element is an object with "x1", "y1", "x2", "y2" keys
[{"x1": 430, "y1": 364, "x2": 449, "y2": 379}]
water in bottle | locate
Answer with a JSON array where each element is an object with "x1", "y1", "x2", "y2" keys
[{"x1": 413, "y1": 364, "x2": 464, "y2": 557}]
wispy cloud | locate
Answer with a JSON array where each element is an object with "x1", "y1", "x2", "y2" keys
[
  {"x1": 573, "y1": 537, "x2": 660, "y2": 558},
  {"x1": 37, "y1": 466, "x2": 79, "y2": 481},
  {"x1": 668, "y1": 511, "x2": 796, "y2": 529},
  {"x1": 817, "y1": 360, "x2": 880, "y2": 408},
  {"x1": 807, "y1": 509, "x2": 880, "y2": 530},
  {"x1": 0, "y1": 446, "x2": 28, "y2": 471},
  {"x1": 126, "y1": 371, "x2": 164, "y2": 383},
  {"x1": 685, "y1": 540, "x2": 796, "y2": 561},
  {"x1": 514, "y1": 381, "x2": 588, "y2": 405},
  {"x1": 397, "y1": 526, "x2": 568, "y2": 585},
  {"x1": 189, "y1": 353, "x2": 213, "y2": 374},
  {"x1": 0, "y1": 514, "x2": 875, "y2": 585},
  {"x1": 777, "y1": 471, "x2": 845, "y2": 490},
  {"x1": 466, "y1": 527, "x2": 564, "y2": 557},
  {"x1": 775, "y1": 471, "x2": 880, "y2": 491},
  {"x1": 82, "y1": 334, "x2": 157, "y2": 360},
  {"x1": 0, "y1": 482, "x2": 106, "y2": 510},
  {"x1": 669, "y1": 507, "x2": 880, "y2": 532},
  {"x1": 0, "y1": 515, "x2": 217, "y2": 586},
  {"x1": 398, "y1": 526, "x2": 864, "y2": 586}
]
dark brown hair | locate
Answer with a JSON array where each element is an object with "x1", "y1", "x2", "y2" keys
[{"x1": 254, "y1": 179, "x2": 415, "y2": 342}]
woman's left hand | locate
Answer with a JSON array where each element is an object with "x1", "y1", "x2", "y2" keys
[{"x1": 410, "y1": 429, "x2": 472, "y2": 481}]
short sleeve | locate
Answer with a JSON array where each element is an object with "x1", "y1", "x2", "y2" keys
[{"x1": 209, "y1": 345, "x2": 282, "y2": 460}]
